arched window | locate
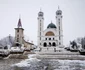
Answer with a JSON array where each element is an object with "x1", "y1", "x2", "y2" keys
[
  {"x1": 45, "y1": 38, "x2": 47, "y2": 40},
  {"x1": 49, "y1": 38, "x2": 51, "y2": 40},
  {"x1": 53, "y1": 38, "x2": 54, "y2": 40},
  {"x1": 17, "y1": 29, "x2": 19, "y2": 32},
  {"x1": 43, "y1": 42, "x2": 47, "y2": 47},
  {"x1": 49, "y1": 42, "x2": 51, "y2": 47},
  {"x1": 52, "y1": 42, "x2": 56, "y2": 46}
]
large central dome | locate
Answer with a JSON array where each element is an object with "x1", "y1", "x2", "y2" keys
[{"x1": 47, "y1": 22, "x2": 56, "y2": 28}]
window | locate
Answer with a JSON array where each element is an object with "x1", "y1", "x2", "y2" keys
[
  {"x1": 40, "y1": 27, "x2": 41, "y2": 31},
  {"x1": 43, "y1": 42, "x2": 47, "y2": 47},
  {"x1": 54, "y1": 48, "x2": 56, "y2": 52},
  {"x1": 40, "y1": 32, "x2": 41, "y2": 36},
  {"x1": 59, "y1": 26, "x2": 60, "y2": 30},
  {"x1": 40, "y1": 23, "x2": 41, "y2": 26},
  {"x1": 58, "y1": 19, "x2": 60, "y2": 21},
  {"x1": 49, "y1": 38, "x2": 51, "y2": 40},
  {"x1": 59, "y1": 36, "x2": 61, "y2": 40},
  {"x1": 45, "y1": 38, "x2": 47, "y2": 40},
  {"x1": 17, "y1": 38, "x2": 19, "y2": 42},
  {"x1": 40, "y1": 37, "x2": 41, "y2": 40},
  {"x1": 59, "y1": 31, "x2": 60, "y2": 35},
  {"x1": 40, "y1": 20, "x2": 41, "y2": 22},
  {"x1": 49, "y1": 42, "x2": 51, "y2": 47},
  {"x1": 53, "y1": 38, "x2": 54, "y2": 40},
  {"x1": 40, "y1": 43, "x2": 41, "y2": 45},
  {"x1": 17, "y1": 29, "x2": 19, "y2": 32},
  {"x1": 58, "y1": 19, "x2": 60, "y2": 25},
  {"x1": 52, "y1": 42, "x2": 56, "y2": 46},
  {"x1": 59, "y1": 42, "x2": 61, "y2": 45},
  {"x1": 17, "y1": 35, "x2": 19, "y2": 38}
]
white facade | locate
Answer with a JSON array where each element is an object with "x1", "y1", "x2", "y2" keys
[{"x1": 37, "y1": 8, "x2": 63, "y2": 52}]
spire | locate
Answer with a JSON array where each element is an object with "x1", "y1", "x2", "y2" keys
[
  {"x1": 51, "y1": 20, "x2": 52, "y2": 23},
  {"x1": 38, "y1": 8, "x2": 44, "y2": 16},
  {"x1": 58, "y1": 5, "x2": 60, "y2": 10},
  {"x1": 18, "y1": 18, "x2": 22, "y2": 28},
  {"x1": 40, "y1": 7, "x2": 42, "y2": 12}
]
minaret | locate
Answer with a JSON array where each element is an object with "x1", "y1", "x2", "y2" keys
[
  {"x1": 37, "y1": 9, "x2": 44, "y2": 48},
  {"x1": 56, "y1": 7, "x2": 63, "y2": 47},
  {"x1": 15, "y1": 18, "x2": 24, "y2": 45}
]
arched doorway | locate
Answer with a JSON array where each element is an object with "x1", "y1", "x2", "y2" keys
[
  {"x1": 52, "y1": 42, "x2": 56, "y2": 47},
  {"x1": 43, "y1": 42, "x2": 47, "y2": 47},
  {"x1": 49, "y1": 42, "x2": 51, "y2": 47}
]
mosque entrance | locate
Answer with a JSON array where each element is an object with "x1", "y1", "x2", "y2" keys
[
  {"x1": 43, "y1": 42, "x2": 47, "y2": 47},
  {"x1": 52, "y1": 42, "x2": 56, "y2": 47},
  {"x1": 49, "y1": 42, "x2": 51, "y2": 47}
]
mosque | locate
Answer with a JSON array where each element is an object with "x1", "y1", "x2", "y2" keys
[
  {"x1": 14, "y1": 7, "x2": 64, "y2": 53},
  {"x1": 37, "y1": 7, "x2": 64, "y2": 52}
]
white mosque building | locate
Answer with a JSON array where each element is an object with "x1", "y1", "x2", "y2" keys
[{"x1": 37, "y1": 8, "x2": 64, "y2": 52}]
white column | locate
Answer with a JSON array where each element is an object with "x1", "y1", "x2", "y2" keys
[
  {"x1": 56, "y1": 9, "x2": 63, "y2": 47},
  {"x1": 37, "y1": 11, "x2": 44, "y2": 48}
]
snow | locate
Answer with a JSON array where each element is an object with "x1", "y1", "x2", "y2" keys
[
  {"x1": 11, "y1": 58, "x2": 85, "y2": 70},
  {"x1": 10, "y1": 47, "x2": 24, "y2": 52},
  {"x1": 13, "y1": 60, "x2": 31, "y2": 67},
  {"x1": 12, "y1": 54, "x2": 41, "y2": 67}
]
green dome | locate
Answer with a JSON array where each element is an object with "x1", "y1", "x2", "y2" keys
[{"x1": 47, "y1": 22, "x2": 56, "y2": 28}]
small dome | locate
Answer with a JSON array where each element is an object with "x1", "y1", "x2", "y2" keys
[
  {"x1": 47, "y1": 22, "x2": 56, "y2": 28},
  {"x1": 38, "y1": 11, "x2": 44, "y2": 16},
  {"x1": 56, "y1": 10, "x2": 62, "y2": 15}
]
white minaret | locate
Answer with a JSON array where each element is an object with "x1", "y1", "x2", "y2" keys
[
  {"x1": 56, "y1": 7, "x2": 63, "y2": 47},
  {"x1": 37, "y1": 10, "x2": 44, "y2": 48}
]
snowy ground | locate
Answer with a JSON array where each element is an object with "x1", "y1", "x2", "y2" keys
[
  {"x1": 1, "y1": 52, "x2": 85, "y2": 70},
  {"x1": 11, "y1": 54, "x2": 85, "y2": 70},
  {"x1": 0, "y1": 59, "x2": 22, "y2": 70}
]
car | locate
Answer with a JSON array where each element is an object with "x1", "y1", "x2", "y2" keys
[
  {"x1": 78, "y1": 45, "x2": 85, "y2": 55},
  {"x1": 64, "y1": 47, "x2": 70, "y2": 51}
]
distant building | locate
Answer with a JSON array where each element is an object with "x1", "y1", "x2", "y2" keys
[
  {"x1": 37, "y1": 7, "x2": 63, "y2": 52},
  {"x1": 14, "y1": 18, "x2": 34, "y2": 51}
]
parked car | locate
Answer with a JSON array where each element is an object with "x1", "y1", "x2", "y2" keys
[
  {"x1": 64, "y1": 47, "x2": 70, "y2": 51},
  {"x1": 79, "y1": 45, "x2": 85, "y2": 55}
]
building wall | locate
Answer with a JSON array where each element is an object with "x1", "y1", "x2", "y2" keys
[
  {"x1": 15, "y1": 28, "x2": 24, "y2": 44},
  {"x1": 24, "y1": 41, "x2": 32, "y2": 50}
]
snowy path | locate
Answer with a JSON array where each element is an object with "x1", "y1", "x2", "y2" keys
[{"x1": 0, "y1": 59, "x2": 22, "y2": 70}]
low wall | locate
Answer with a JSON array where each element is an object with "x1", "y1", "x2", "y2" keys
[{"x1": 35, "y1": 52, "x2": 85, "y2": 60}]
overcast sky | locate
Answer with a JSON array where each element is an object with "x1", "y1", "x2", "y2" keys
[{"x1": 0, "y1": 0, "x2": 85, "y2": 45}]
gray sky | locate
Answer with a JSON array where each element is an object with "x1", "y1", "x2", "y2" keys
[{"x1": 0, "y1": 0, "x2": 85, "y2": 45}]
